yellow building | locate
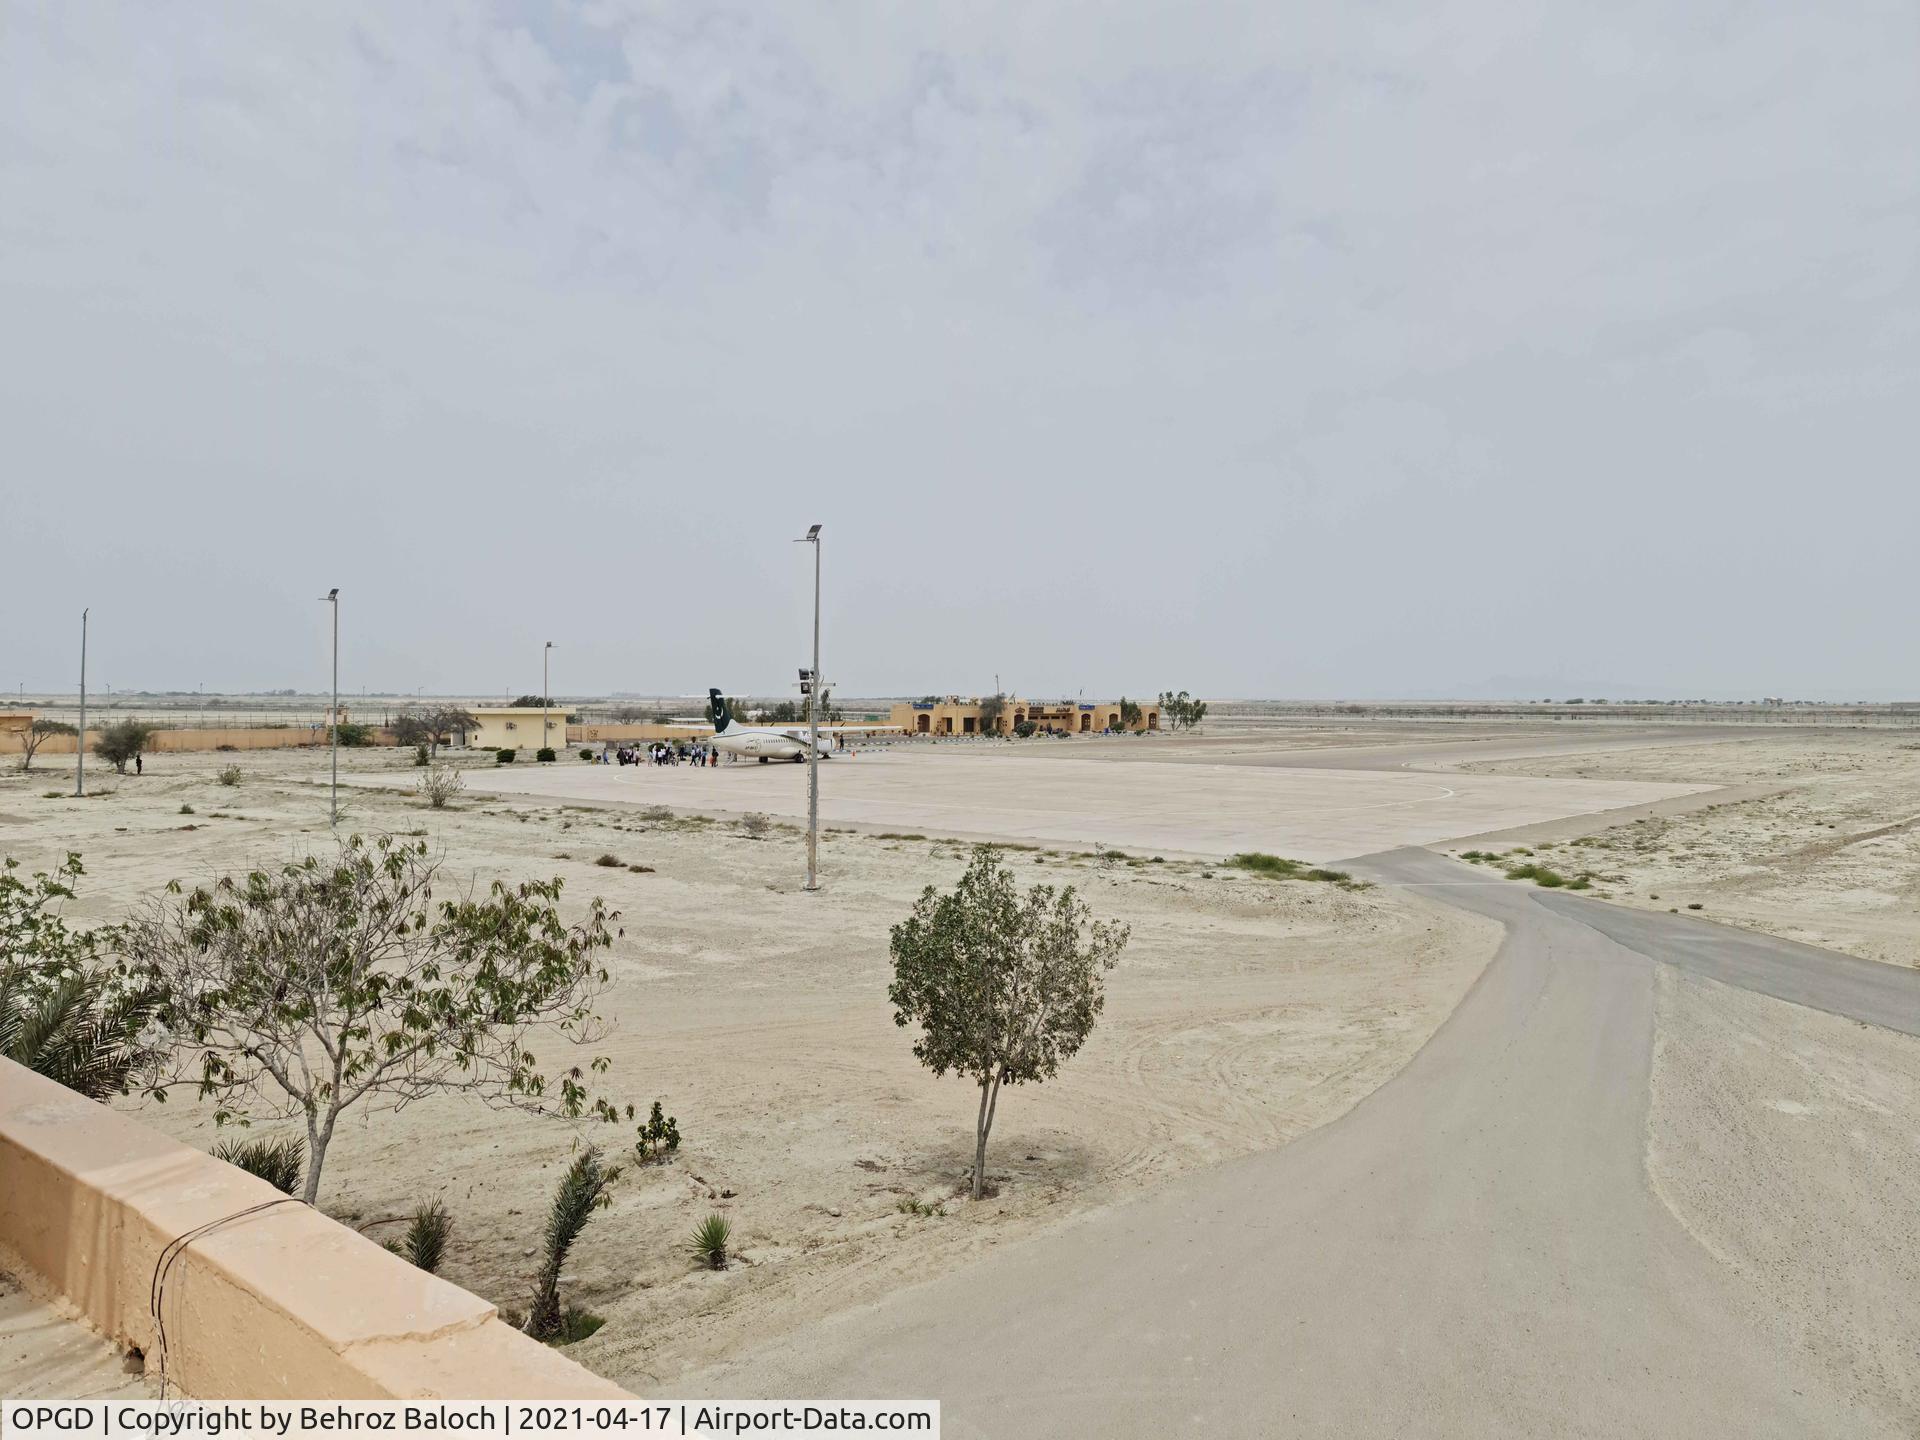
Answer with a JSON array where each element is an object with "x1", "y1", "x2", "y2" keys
[
  {"x1": 888, "y1": 696, "x2": 1159, "y2": 737},
  {"x1": 469, "y1": 708, "x2": 569, "y2": 752}
]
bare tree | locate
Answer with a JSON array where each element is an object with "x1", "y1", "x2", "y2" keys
[
  {"x1": 16, "y1": 718, "x2": 77, "y2": 772},
  {"x1": 888, "y1": 847, "x2": 1128, "y2": 1200},
  {"x1": 119, "y1": 835, "x2": 628, "y2": 1204},
  {"x1": 393, "y1": 706, "x2": 476, "y2": 757}
]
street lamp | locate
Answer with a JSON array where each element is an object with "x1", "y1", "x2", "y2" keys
[
  {"x1": 794, "y1": 524, "x2": 823, "y2": 891},
  {"x1": 543, "y1": 641, "x2": 554, "y2": 760},
  {"x1": 74, "y1": 608, "x2": 88, "y2": 798},
  {"x1": 321, "y1": 588, "x2": 339, "y2": 826}
]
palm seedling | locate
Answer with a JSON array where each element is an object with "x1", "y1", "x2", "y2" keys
[
  {"x1": 525, "y1": 1147, "x2": 619, "y2": 1340},
  {"x1": 401, "y1": 1199, "x2": 453, "y2": 1274},
  {"x1": 210, "y1": 1134, "x2": 306, "y2": 1195},
  {"x1": 687, "y1": 1213, "x2": 731, "y2": 1271}
]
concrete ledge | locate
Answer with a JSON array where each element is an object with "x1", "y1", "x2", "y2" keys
[{"x1": 0, "y1": 1059, "x2": 628, "y2": 1399}]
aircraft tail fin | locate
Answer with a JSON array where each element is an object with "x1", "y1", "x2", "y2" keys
[{"x1": 708, "y1": 689, "x2": 737, "y2": 735}]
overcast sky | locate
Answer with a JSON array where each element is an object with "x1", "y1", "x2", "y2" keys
[{"x1": 4, "y1": 3, "x2": 1915, "y2": 701}]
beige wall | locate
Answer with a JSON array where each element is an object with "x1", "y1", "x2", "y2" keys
[
  {"x1": 0, "y1": 725, "x2": 341, "y2": 757},
  {"x1": 569, "y1": 723, "x2": 713, "y2": 745},
  {"x1": 0, "y1": 1059, "x2": 628, "y2": 1399}
]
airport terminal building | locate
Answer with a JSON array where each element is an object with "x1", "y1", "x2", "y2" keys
[{"x1": 890, "y1": 696, "x2": 1159, "y2": 737}]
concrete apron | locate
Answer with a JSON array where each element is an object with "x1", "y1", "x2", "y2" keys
[{"x1": 696, "y1": 848, "x2": 1887, "y2": 1439}]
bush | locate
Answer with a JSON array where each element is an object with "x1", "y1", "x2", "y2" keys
[
  {"x1": 418, "y1": 763, "x2": 465, "y2": 809},
  {"x1": 496, "y1": 748, "x2": 516, "y2": 764},
  {"x1": 537, "y1": 747, "x2": 557, "y2": 764},
  {"x1": 210, "y1": 1135, "x2": 305, "y2": 1195},
  {"x1": 216, "y1": 765, "x2": 242, "y2": 787},
  {"x1": 414, "y1": 744, "x2": 430, "y2": 767},
  {"x1": 687, "y1": 1213, "x2": 731, "y2": 1271},
  {"x1": 215, "y1": 744, "x2": 239, "y2": 753},
  {"x1": 179, "y1": 804, "x2": 195, "y2": 815},
  {"x1": 634, "y1": 1100, "x2": 680, "y2": 1163},
  {"x1": 1225, "y1": 852, "x2": 1306, "y2": 878},
  {"x1": 740, "y1": 813, "x2": 771, "y2": 839},
  {"x1": 1012, "y1": 720, "x2": 1036, "y2": 739},
  {"x1": 579, "y1": 749, "x2": 594, "y2": 761},
  {"x1": 594, "y1": 854, "x2": 623, "y2": 867},
  {"x1": 333, "y1": 721, "x2": 374, "y2": 747}
]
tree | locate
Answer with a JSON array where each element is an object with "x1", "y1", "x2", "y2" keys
[
  {"x1": 1117, "y1": 698, "x2": 1142, "y2": 731},
  {"x1": 511, "y1": 695, "x2": 550, "y2": 709},
  {"x1": 119, "y1": 835, "x2": 627, "y2": 1204},
  {"x1": 392, "y1": 707, "x2": 476, "y2": 757},
  {"x1": 977, "y1": 693, "x2": 1007, "y2": 734},
  {"x1": 1, "y1": 854, "x2": 161, "y2": 1099},
  {"x1": 888, "y1": 847, "x2": 1129, "y2": 1200},
  {"x1": 94, "y1": 720, "x2": 156, "y2": 773},
  {"x1": 333, "y1": 720, "x2": 374, "y2": 747},
  {"x1": 764, "y1": 700, "x2": 801, "y2": 724},
  {"x1": 16, "y1": 718, "x2": 77, "y2": 772},
  {"x1": 1157, "y1": 691, "x2": 1208, "y2": 731}
]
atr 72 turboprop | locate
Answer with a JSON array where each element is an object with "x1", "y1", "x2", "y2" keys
[{"x1": 707, "y1": 689, "x2": 836, "y2": 763}]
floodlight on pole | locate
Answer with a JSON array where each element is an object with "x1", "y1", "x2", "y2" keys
[
  {"x1": 74, "y1": 609, "x2": 88, "y2": 797},
  {"x1": 794, "y1": 524, "x2": 823, "y2": 891},
  {"x1": 543, "y1": 641, "x2": 554, "y2": 760},
  {"x1": 321, "y1": 589, "x2": 339, "y2": 826}
]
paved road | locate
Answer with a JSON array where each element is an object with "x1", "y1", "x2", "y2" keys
[{"x1": 691, "y1": 850, "x2": 1913, "y2": 1437}]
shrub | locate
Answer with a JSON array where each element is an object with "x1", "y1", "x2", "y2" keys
[
  {"x1": 400, "y1": 1199, "x2": 453, "y2": 1274},
  {"x1": 179, "y1": 804, "x2": 195, "y2": 815},
  {"x1": 594, "y1": 854, "x2": 623, "y2": 867},
  {"x1": 687, "y1": 1213, "x2": 731, "y2": 1270},
  {"x1": 1687, "y1": 902, "x2": 1703, "y2": 910},
  {"x1": 214, "y1": 744, "x2": 239, "y2": 753},
  {"x1": 897, "y1": 1197, "x2": 945, "y2": 1217},
  {"x1": 418, "y1": 763, "x2": 464, "y2": 809},
  {"x1": 1226, "y1": 852, "x2": 1304, "y2": 878},
  {"x1": 634, "y1": 1100, "x2": 680, "y2": 1163},
  {"x1": 740, "y1": 813, "x2": 771, "y2": 839},
  {"x1": 333, "y1": 721, "x2": 373, "y2": 747},
  {"x1": 216, "y1": 765, "x2": 243, "y2": 787},
  {"x1": 525, "y1": 1148, "x2": 619, "y2": 1340},
  {"x1": 496, "y1": 748, "x2": 516, "y2": 764},
  {"x1": 210, "y1": 1135, "x2": 305, "y2": 1195},
  {"x1": 414, "y1": 744, "x2": 430, "y2": 767},
  {"x1": 579, "y1": 749, "x2": 594, "y2": 761},
  {"x1": 537, "y1": 747, "x2": 556, "y2": 764}
]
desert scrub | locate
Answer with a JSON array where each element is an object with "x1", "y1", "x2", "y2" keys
[
  {"x1": 594, "y1": 854, "x2": 624, "y2": 867},
  {"x1": 418, "y1": 763, "x2": 465, "y2": 809},
  {"x1": 216, "y1": 765, "x2": 243, "y2": 787},
  {"x1": 1225, "y1": 853, "x2": 1364, "y2": 888},
  {"x1": 1503, "y1": 862, "x2": 1591, "y2": 890},
  {"x1": 633, "y1": 1100, "x2": 681, "y2": 1163}
]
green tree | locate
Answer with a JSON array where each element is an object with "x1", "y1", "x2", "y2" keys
[
  {"x1": 392, "y1": 707, "x2": 476, "y2": 757},
  {"x1": 1157, "y1": 691, "x2": 1208, "y2": 731},
  {"x1": 119, "y1": 835, "x2": 627, "y2": 1204},
  {"x1": 94, "y1": 720, "x2": 156, "y2": 773},
  {"x1": 1117, "y1": 697, "x2": 1142, "y2": 731},
  {"x1": 16, "y1": 718, "x2": 77, "y2": 772},
  {"x1": 977, "y1": 693, "x2": 1007, "y2": 734},
  {"x1": 0, "y1": 854, "x2": 161, "y2": 1098},
  {"x1": 888, "y1": 847, "x2": 1129, "y2": 1200}
]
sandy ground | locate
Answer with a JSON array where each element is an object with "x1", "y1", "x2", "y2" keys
[
  {"x1": 1648, "y1": 965, "x2": 1920, "y2": 1420},
  {"x1": 1448, "y1": 732, "x2": 1920, "y2": 967},
  {"x1": 422, "y1": 743, "x2": 1708, "y2": 864},
  {"x1": 0, "y1": 1269, "x2": 151, "y2": 1398},
  {"x1": 0, "y1": 745, "x2": 1498, "y2": 1389}
]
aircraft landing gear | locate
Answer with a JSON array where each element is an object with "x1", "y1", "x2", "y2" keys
[
  {"x1": 758, "y1": 756, "x2": 769, "y2": 764},
  {"x1": 792, "y1": 754, "x2": 806, "y2": 763}
]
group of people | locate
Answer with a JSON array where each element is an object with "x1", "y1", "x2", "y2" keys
[{"x1": 606, "y1": 741, "x2": 726, "y2": 767}]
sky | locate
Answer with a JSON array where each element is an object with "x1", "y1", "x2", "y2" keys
[{"x1": 4, "y1": 2, "x2": 1916, "y2": 701}]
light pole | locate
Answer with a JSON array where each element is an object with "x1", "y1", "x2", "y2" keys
[
  {"x1": 74, "y1": 608, "x2": 88, "y2": 797},
  {"x1": 795, "y1": 524, "x2": 823, "y2": 891},
  {"x1": 543, "y1": 641, "x2": 554, "y2": 759},
  {"x1": 321, "y1": 588, "x2": 339, "y2": 826}
]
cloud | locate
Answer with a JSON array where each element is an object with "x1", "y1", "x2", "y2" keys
[{"x1": 2, "y1": 0, "x2": 1915, "y2": 697}]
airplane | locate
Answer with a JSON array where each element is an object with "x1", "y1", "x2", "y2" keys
[{"x1": 706, "y1": 689, "x2": 836, "y2": 763}]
